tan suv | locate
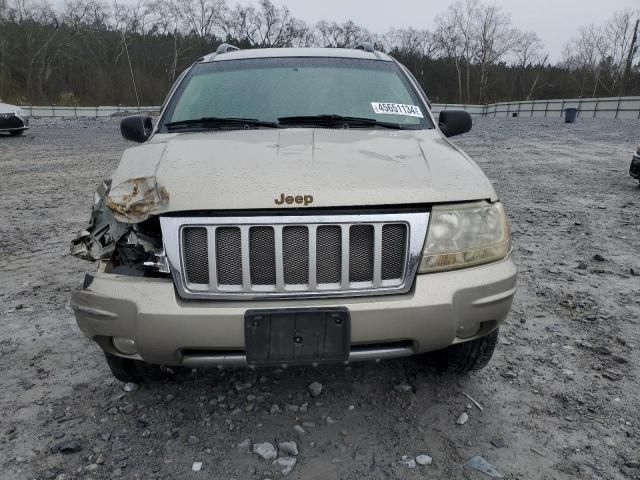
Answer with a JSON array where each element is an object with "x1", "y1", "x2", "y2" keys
[{"x1": 71, "y1": 43, "x2": 517, "y2": 382}]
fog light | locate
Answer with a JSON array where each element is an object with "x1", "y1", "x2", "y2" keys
[
  {"x1": 112, "y1": 337, "x2": 137, "y2": 355},
  {"x1": 456, "y1": 324, "x2": 481, "y2": 339}
]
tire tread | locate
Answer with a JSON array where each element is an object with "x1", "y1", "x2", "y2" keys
[{"x1": 426, "y1": 329, "x2": 499, "y2": 374}]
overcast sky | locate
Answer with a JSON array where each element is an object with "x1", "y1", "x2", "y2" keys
[{"x1": 250, "y1": 0, "x2": 639, "y2": 61}]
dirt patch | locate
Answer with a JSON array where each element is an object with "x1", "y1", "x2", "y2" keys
[{"x1": 0, "y1": 118, "x2": 639, "y2": 479}]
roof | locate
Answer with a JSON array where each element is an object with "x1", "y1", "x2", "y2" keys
[{"x1": 200, "y1": 47, "x2": 393, "y2": 64}]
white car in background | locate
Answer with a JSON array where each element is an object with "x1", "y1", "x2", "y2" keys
[{"x1": 0, "y1": 102, "x2": 29, "y2": 136}]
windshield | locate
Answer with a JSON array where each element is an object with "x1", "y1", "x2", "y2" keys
[{"x1": 160, "y1": 57, "x2": 433, "y2": 130}]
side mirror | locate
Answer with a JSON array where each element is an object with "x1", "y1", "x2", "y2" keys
[
  {"x1": 120, "y1": 115, "x2": 153, "y2": 143},
  {"x1": 438, "y1": 110, "x2": 472, "y2": 138}
]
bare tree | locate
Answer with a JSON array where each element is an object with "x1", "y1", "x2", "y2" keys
[
  {"x1": 598, "y1": 9, "x2": 640, "y2": 94},
  {"x1": 5, "y1": 0, "x2": 61, "y2": 101},
  {"x1": 433, "y1": 0, "x2": 479, "y2": 103},
  {"x1": 314, "y1": 20, "x2": 370, "y2": 48},
  {"x1": 512, "y1": 31, "x2": 547, "y2": 99},
  {"x1": 221, "y1": 0, "x2": 307, "y2": 48},
  {"x1": 620, "y1": 18, "x2": 639, "y2": 95},
  {"x1": 563, "y1": 9, "x2": 640, "y2": 97},
  {"x1": 2, "y1": 0, "x2": 640, "y2": 105},
  {"x1": 62, "y1": 0, "x2": 109, "y2": 28},
  {"x1": 177, "y1": 0, "x2": 223, "y2": 39},
  {"x1": 474, "y1": 3, "x2": 516, "y2": 103},
  {"x1": 383, "y1": 27, "x2": 437, "y2": 78},
  {"x1": 563, "y1": 24, "x2": 605, "y2": 96},
  {"x1": 148, "y1": 0, "x2": 189, "y2": 83}
]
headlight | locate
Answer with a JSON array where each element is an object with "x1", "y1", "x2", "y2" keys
[{"x1": 419, "y1": 201, "x2": 510, "y2": 273}]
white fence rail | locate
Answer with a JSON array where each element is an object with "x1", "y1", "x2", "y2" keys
[
  {"x1": 23, "y1": 105, "x2": 159, "y2": 117},
  {"x1": 20, "y1": 96, "x2": 640, "y2": 119},
  {"x1": 434, "y1": 96, "x2": 640, "y2": 119}
]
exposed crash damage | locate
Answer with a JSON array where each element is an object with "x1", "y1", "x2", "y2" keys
[
  {"x1": 70, "y1": 178, "x2": 169, "y2": 276},
  {"x1": 106, "y1": 176, "x2": 170, "y2": 224}
]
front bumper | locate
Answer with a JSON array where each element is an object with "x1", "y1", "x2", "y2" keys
[
  {"x1": 0, "y1": 113, "x2": 29, "y2": 132},
  {"x1": 71, "y1": 256, "x2": 517, "y2": 366},
  {"x1": 630, "y1": 154, "x2": 640, "y2": 180}
]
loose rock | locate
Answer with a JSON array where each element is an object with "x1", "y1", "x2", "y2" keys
[
  {"x1": 456, "y1": 412, "x2": 469, "y2": 425},
  {"x1": 273, "y1": 456, "x2": 297, "y2": 476},
  {"x1": 120, "y1": 403, "x2": 136, "y2": 414},
  {"x1": 50, "y1": 439, "x2": 83, "y2": 454},
  {"x1": 308, "y1": 382, "x2": 323, "y2": 397},
  {"x1": 400, "y1": 456, "x2": 416, "y2": 468},
  {"x1": 253, "y1": 442, "x2": 278, "y2": 461},
  {"x1": 278, "y1": 441, "x2": 298, "y2": 456},
  {"x1": 393, "y1": 384, "x2": 412, "y2": 393},
  {"x1": 416, "y1": 454, "x2": 433, "y2": 466},
  {"x1": 235, "y1": 382, "x2": 252, "y2": 391}
]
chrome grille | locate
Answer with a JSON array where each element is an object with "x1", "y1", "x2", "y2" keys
[
  {"x1": 162, "y1": 213, "x2": 428, "y2": 300},
  {"x1": 283, "y1": 226, "x2": 309, "y2": 284},
  {"x1": 216, "y1": 227, "x2": 242, "y2": 285},
  {"x1": 316, "y1": 225, "x2": 342, "y2": 284},
  {"x1": 183, "y1": 227, "x2": 209, "y2": 284},
  {"x1": 381, "y1": 224, "x2": 407, "y2": 280},
  {"x1": 349, "y1": 225, "x2": 374, "y2": 282},
  {"x1": 249, "y1": 226, "x2": 276, "y2": 285}
]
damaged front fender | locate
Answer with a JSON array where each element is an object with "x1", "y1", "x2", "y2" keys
[
  {"x1": 70, "y1": 179, "x2": 169, "y2": 276},
  {"x1": 106, "y1": 176, "x2": 169, "y2": 224},
  {"x1": 70, "y1": 179, "x2": 131, "y2": 261}
]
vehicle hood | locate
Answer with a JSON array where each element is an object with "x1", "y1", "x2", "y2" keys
[
  {"x1": 108, "y1": 128, "x2": 496, "y2": 223},
  {"x1": 0, "y1": 102, "x2": 22, "y2": 115}
]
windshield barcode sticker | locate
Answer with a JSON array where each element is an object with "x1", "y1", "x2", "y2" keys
[{"x1": 371, "y1": 102, "x2": 423, "y2": 118}]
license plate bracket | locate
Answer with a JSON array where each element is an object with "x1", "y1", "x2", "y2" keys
[{"x1": 244, "y1": 308, "x2": 350, "y2": 365}]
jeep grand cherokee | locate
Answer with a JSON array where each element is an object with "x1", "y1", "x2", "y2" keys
[{"x1": 71, "y1": 43, "x2": 517, "y2": 382}]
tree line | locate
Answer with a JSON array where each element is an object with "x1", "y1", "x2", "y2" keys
[{"x1": 0, "y1": 0, "x2": 638, "y2": 106}]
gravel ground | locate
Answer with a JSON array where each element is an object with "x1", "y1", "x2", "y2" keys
[{"x1": 1, "y1": 117, "x2": 639, "y2": 480}]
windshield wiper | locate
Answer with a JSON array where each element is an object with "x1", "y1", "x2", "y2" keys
[
  {"x1": 165, "y1": 117, "x2": 279, "y2": 130},
  {"x1": 277, "y1": 114, "x2": 408, "y2": 130}
]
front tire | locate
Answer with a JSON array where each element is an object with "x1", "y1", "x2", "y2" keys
[
  {"x1": 9, "y1": 129, "x2": 25, "y2": 136},
  {"x1": 104, "y1": 352, "x2": 177, "y2": 383},
  {"x1": 424, "y1": 328, "x2": 499, "y2": 374}
]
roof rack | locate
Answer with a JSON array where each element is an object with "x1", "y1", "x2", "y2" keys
[
  {"x1": 355, "y1": 42, "x2": 375, "y2": 53},
  {"x1": 216, "y1": 43, "x2": 240, "y2": 54}
]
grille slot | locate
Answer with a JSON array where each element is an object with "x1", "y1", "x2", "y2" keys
[
  {"x1": 283, "y1": 226, "x2": 309, "y2": 284},
  {"x1": 316, "y1": 226, "x2": 342, "y2": 284},
  {"x1": 381, "y1": 224, "x2": 407, "y2": 280},
  {"x1": 249, "y1": 226, "x2": 276, "y2": 285},
  {"x1": 216, "y1": 227, "x2": 242, "y2": 285},
  {"x1": 171, "y1": 213, "x2": 426, "y2": 299},
  {"x1": 183, "y1": 227, "x2": 209, "y2": 284},
  {"x1": 349, "y1": 225, "x2": 375, "y2": 282}
]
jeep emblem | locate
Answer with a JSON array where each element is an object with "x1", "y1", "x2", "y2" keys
[{"x1": 274, "y1": 193, "x2": 313, "y2": 206}]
